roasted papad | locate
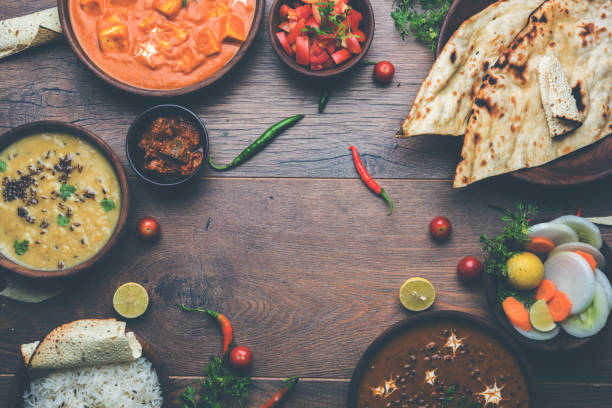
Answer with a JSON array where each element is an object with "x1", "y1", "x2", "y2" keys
[
  {"x1": 454, "y1": 0, "x2": 611, "y2": 187},
  {"x1": 401, "y1": 0, "x2": 544, "y2": 137},
  {"x1": 21, "y1": 318, "x2": 142, "y2": 371}
]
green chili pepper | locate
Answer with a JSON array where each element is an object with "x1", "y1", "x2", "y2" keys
[
  {"x1": 359, "y1": 60, "x2": 377, "y2": 66},
  {"x1": 318, "y1": 89, "x2": 329, "y2": 113},
  {"x1": 209, "y1": 114, "x2": 305, "y2": 171}
]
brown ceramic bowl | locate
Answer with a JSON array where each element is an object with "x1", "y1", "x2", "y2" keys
[
  {"x1": 268, "y1": 0, "x2": 374, "y2": 77},
  {"x1": 57, "y1": 0, "x2": 265, "y2": 97},
  {"x1": 483, "y1": 217, "x2": 611, "y2": 352},
  {"x1": 8, "y1": 332, "x2": 172, "y2": 408},
  {"x1": 347, "y1": 310, "x2": 539, "y2": 407},
  {"x1": 0, "y1": 121, "x2": 129, "y2": 279}
]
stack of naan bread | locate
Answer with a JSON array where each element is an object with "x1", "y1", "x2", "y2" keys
[{"x1": 401, "y1": 0, "x2": 611, "y2": 187}]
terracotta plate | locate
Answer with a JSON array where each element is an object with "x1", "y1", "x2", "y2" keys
[
  {"x1": 436, "y1": 0, "x2": 611, "y2": 186},
  {"x1": 8, "y1": 332, "x2": 172, "y2": 408}
]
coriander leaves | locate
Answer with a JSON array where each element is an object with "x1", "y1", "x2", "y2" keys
[
  {"x1": 14, "y1": 239, "x2": 29, "y2": 255},
  {"x1": 59, "y1": 183, "x2": 76, "y2": 199},
  {"x1": 0, "y1": 159, "x2": 6, "y2": 172},
  {"x1": 101, "y1": 198, "x2": 116, "y2": 212},
  {"x1": 58, "y1": 214, "x2": 70, "y2": 227},
  {"x1": 391, "y1": 0, "x2": 451, "y2": 53}
]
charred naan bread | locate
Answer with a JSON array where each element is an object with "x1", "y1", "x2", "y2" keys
[
  {"x1": 454, "y1": 0, "x2": 611, "y2": 187},
  {"x1": 401, "y1": 0, "x2": 544, "y2": 137}
]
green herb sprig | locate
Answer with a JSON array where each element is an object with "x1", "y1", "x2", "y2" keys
[
  {"x1": 13, "y1": 239, "x2": 29, "y2": 256},
  {"x1": 101, "y1": 198, "x2": 116, "y2": 212},
  {"x1": 59, "y1": 184, "x2": 76, "y2": 199},
  {"x1": 302, "y1": 0, "x2": 356, "y2": 43},
  {"x1": 391, "y1": 0, "x2": 451, "y2": 53},
  {"x1": 58, "y1": 214, "x2": 70, "y2": 227},
  {"x1": 0, "y1": 159, "x2": 6, "y2": 172}
]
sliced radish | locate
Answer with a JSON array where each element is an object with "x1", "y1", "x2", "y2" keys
[
  {"x1": 560, "y1": 282, "x2": 610, "y2": 338},
  {"x1": 551, "y1": 215, "x2": 602, "y2": 249},
  {"x1": 549, "y1": 242, "x2": 606, "y2": 268},
  {"x1": 544, "y1": 252, "x2": 595, "y2": 314},
  {"x1": 529, "y1": 222, "x2": 578, "y2": 245},
  {"x1": 595, "y1": 269, "x2": 612, "y2": 312},
  {"x1": 513, "y1": 324, "x2": 560, "y2": 341}
]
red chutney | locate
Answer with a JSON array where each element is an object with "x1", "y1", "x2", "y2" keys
[{"x1": 69, "y1": 0, "x2": 255, "y2": 90}]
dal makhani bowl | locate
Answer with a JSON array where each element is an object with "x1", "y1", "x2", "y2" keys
[
  {"x1": 59, "y1": 0, "x2": 265, "y2": 96},
  {"x1": 348, "y1": 311, "x2": 538, "y2": 408},
  {"x1": 0, "y1": 121, "x2": 129, "y2": 278}
]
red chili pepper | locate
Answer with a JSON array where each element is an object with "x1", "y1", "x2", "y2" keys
[
  {"x1": 181, "y1": 305, "x2": 234, "y2": 355},
  {"x1": 576, "y1": 204, "x2": 582, "y2": 217},
  {"x1": 260, "y1": 377, "x2": 299, "y2": 408},
  {"x1": 348, "y1": 146, "x2": 393, "y2": 215}
]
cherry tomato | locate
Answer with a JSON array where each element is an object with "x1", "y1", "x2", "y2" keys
[
  {"x1": 373, "y1": 61, "x2": 395, "y2": 84},
  {"x1": 429, "y1": 216, "x2": 452, "y2": 241},
  {"x1": 138, "y1": 217, "x2": 160, "y2": 240},
  {"x1": 229, "y1": 345, "x2": 253, "y2": 370},
  {"x1": 457, "y1": 256, "x2": 484, "y2": 282}
]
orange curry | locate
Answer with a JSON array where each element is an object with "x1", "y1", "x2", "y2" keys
[{"x1": 70, "y1": 0, "x2": 255, "y2": 90}]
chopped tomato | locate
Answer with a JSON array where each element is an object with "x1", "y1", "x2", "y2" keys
[
  {"x1": 347, "y1": 9, "x2": 362, "y2": 31},
  {"x1": 287, "y1": 19, "x2": 306, "y2": 44},
  {"x1": 305, "y1": 16, "x2": 319, "y2": 29},
  {"x1": 317, "y1": 36, "x2": 337, "y2": 54},
  {"x1": 295, "y1": 36, "x2": 310, "y2": 65},
  {"x1": 279, "y1": 21, "x2": 291, "y2": 32},
  {"x1": 345, "y1": 36, "x2": 361, "y2": 54},
  {"x1": 280, "y1": 4, "x2": 292, "y2": 19},
  {"x1": 310, "y1": 42, "x2": 330, "y2": 64},
  {"x1": 295, "y1": 4, "x2": 312, "y2": 20},
  {"x1": 331, "y1": 48, "x2": 351, "y2": 65},
  {"x1": 276, "y1": 31, "x2": 294, "y2": 56},
  {"x1": 333, "y1": 0, "x2": 348, "y2": 14},
  {"x1": 353, "y1": 29, "x2": 366, "y2": 42},
  {"x1": 311, "y1": 58, "x2": 335, "y2": 70}
]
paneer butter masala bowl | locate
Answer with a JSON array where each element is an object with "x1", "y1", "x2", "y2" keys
[
  {"x1": 0, "y1": 121, "x2": 129, "y2": 278},
  {"x1": 59, "y1": 0, "x2": 264, "y2": 96}
]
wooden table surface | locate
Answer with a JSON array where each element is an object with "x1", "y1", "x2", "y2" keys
[{"x1": 1, "y1": 1, "x2": 611, "y2": 407}]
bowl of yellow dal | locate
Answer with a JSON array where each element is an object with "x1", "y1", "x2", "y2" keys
[{"x1": 0, "y1": 121, "x2": 129, "y2": 278}]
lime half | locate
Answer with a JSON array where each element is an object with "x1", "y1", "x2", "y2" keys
[
  {"x1": 399, "y1": 277, "x2": 436, "y2": 311},
  {"x1": 113, "y1": 282, "x2": 149, "y2": 319},
  {"x1": 529, "y1": 299, "x2": 556, "y2": 332}
]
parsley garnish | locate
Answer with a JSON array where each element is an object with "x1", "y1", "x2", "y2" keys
[
  {"x1": 391, "y1": 0, "x2": 451, "y2": 53},
  {"x1": 0, "y1": 159, "x2": 6, "y2": 172},
  {"x1": 101, "y1": 198, "x2": 116, "y2": 212},
  {"x1": 13, "y1": 239, "x2": 29, "y2": 255},
  {"x1": 180, "y1": 355, "x2": 250, "y2": 408},
  {"x1": 58, "y1": 214, "x2": 70, "y2": 227},
  {"x1": 302, "y1": 1, "x2": 357, "y2": 43},
  {"x1": 59, "y1": 183, "x2": 76, "y2": 199}
]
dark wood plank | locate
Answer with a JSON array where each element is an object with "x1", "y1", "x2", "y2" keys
[
  {"x1": 1, "y1": 177, "x2": 611, "y2": 383},
  {"x1": 3, "y1": 374, "x2": 612, "y2": 408},
  {"x1": 0, "y1": 0, "x2": 465, "y2": 180}
]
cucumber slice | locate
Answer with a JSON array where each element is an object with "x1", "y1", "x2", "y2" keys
[
  {"x1": 551, "y1": 215, "x2": 603, "y2": 249},
  {"x1": 549, "y1": 242, "x2": 607, "y2": 268},
  {"x1": 513, "y1": 324, "x2": 560, "y2": 341},
  {"x1": 560, "y1": 283, "x2": 610, "y2": 338},
  {"x1": 529, "y1": 222, "x2": 578, "y2": 245},
  {"x1": 595, "y1": 269, "x2": 612, "y2": 312},
  {"x1": 544, "y1": 252, "x2": 595, "y2": 314}
]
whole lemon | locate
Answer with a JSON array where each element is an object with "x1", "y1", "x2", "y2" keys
[{"x1": 507, "y1": 252, "x2": 544, "y2": 290}]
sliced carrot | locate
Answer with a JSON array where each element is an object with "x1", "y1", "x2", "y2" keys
[
  {"x1": 575, "y1": 250, "x2": 596, "y2": 272},
  {"x1": 502, "y1": 297, "x2": 532, "y2": 331},
  {"x1": 525, "y1": 237, "x2": 555, "y2": 253},
  {"x1": 548, "y1": 291, "x2": 572, "y2": 322},
  {"x1": 535, "y1": 279, "x2": 556, "y2": 303}
]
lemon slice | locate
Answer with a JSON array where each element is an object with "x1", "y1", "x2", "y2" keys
[
  {"x1": 399, "y1": 277, "x2": 435, "y2": 311},
  {"x1": 529, "y1": 299, "x2": 556, "y2": 332},
  {"x1": 113, "y1": 282, "x2": 149, "y2": 319}
]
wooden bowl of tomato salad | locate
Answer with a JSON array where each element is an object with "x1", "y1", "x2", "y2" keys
[
  {"x1": 58, "y1": 0, "x2": 265, "y2": 97},
  {"x1": 268, "y1": 0, "x2": 374, "y2": 77}
]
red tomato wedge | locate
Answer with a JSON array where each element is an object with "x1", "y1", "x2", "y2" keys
[
  {"x1": 310, "y1": 42, "x2": 330, "y2": 64},
  {"x1": 295, "y1": 36, "x2": 310, "y2": 65},
  {"x1": 295, "y1": 4, "x2": 312, "y2": 20},
  {"x1": 317, "y1": 36, "x2": 337, "y2": 54},
  {"x1": 333, "y1": 0, "x2": 349, "y2": 14},
  {"x1": 305, "y1": 16, "x2": 319, "y2": 29},
  {"x1": 347, "y1": 9, "x2": 362, "y2": 31},
  {"x1": 278, "y1": 22, "x2": 291, "y2": 32},
  {"x1": 280, "y1": 4, "x2": 292, "y2": 19},
  {"x1": 353, "y1": 29, "x2": 366, "y2": 42},
  {"x1": 345, "y1": 37, "x2": 361, "y2": 54},
  {"x1": 331, "y1": 48, "x2": 351, "y2": 65},
  {"x1": 311, "y1": 58, "x2": 335, "y2": 70},
  {"x1": 276, "y1": 31, "x2": 294, "y2": 56},
  {"x1": 287, "y1": 19, "x2": 306, "y2": 44}
]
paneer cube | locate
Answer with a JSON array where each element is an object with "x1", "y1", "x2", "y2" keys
[
  {"x1": 208, "y1": 4, "x2": 229, "y2": 18},
  {"x1": 98, "y1": 24, "x2": 130, "y2": 53},
  {"x1": 139, "y1": 13, "x2": 159, "y2": 32},
  {"x1": 173, "y1": 47, "x2": 204, "y2": 74},
  {"x1": 79, "y1": 0, "x2": 104, "y2": 14},
  {"x1": 160, "y1": 22, "x2": 190, "y2": 45},
  {"x1": 220, "y1": 14, "x2": 246, "y2": 43},
  {"x1": 195, "y1": 28, "x2": 221, "y2": 56},
  {"x1": 154, "y1": 0, "x2": 183, "y2": 19}
]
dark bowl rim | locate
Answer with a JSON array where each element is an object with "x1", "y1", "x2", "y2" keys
[
  {"x1": 126, "y1": 104, "x2": 209, "y2": 187},
  {"x1": 0, "y1": 120, "x2": 130, "y2": 280},
  {"x1": 483, "y1": 217, "x2": 611, "y2": 352},
  {"x1": 267, "y1": 0, "x2": 375, "y2": 78},
  {"x1": 7, "y1": 330, "x2": 172, "y2": 408},
  {"x1": 347, "y1": 310, "x2": 539, "y2": 408},
  {"x1": 57, "y1": 0, "x2": 265, "y2": 97}
]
